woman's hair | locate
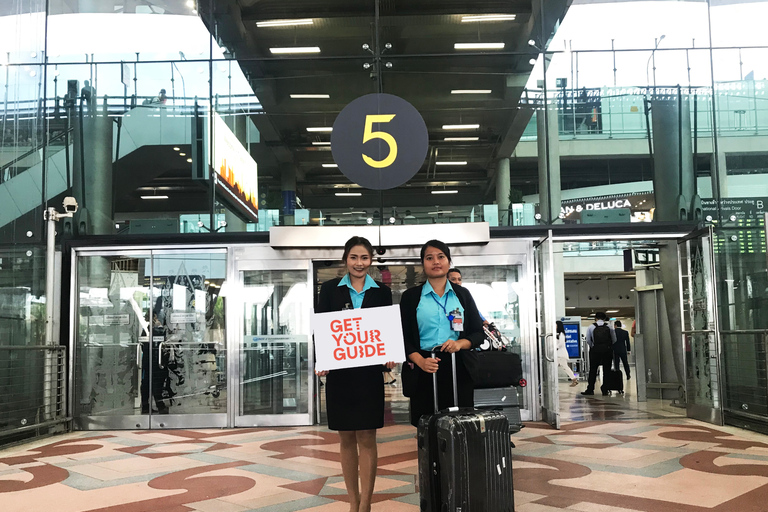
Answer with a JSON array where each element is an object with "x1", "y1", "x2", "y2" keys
[
  {"x1": 342, "y1": 236, "x2": 374, "y2": 262},
  {"x1": 420, "y1": 239, "x2": 451, "y2": 263},
  {"x1": 556, "y1": 320, "x2": 565, "y2": 334}
]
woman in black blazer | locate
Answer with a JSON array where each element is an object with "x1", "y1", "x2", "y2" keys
[
  {"x1": 315, "y1": 236, "x2": 394, "y2": 512},
  {"x1": 399, "y1": 239, "x2": 484, "y2": 426}
]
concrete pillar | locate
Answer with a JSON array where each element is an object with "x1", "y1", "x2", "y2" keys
[
  {"x1": 659, "y1": 241, "x2": 686, "y2": 403},
  {"x1": 496, "y1": 158, "x2": 511, "y2": 226},
  {"x1": 537, "y1": 106, "x2": 561, "y2": 223},
  {"x1": 280, "y1": 163, "x2": 296, "y2": 226},
  {"x1": 224, "y1": 209, "x2": 246, "y2": 232},
  {"x1": 710, "y1": 145, "x2": 729, "y2": 202},
  {"x1": 651, "y1": 94, "x2": 696, "y2": 221},
  {"x1": 71, "y1": 96, "x2": 113, "y2": 236}
]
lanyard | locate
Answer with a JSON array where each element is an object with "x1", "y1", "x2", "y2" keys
[{"x1": 431, "y1": 292, "x2": 449, "y2": 317}]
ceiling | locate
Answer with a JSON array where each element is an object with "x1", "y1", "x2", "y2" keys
[{"x1": 197, "y1": 0, "x2": 571, "y2": 212}]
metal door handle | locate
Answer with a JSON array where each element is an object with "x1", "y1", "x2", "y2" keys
[
  {"x1": 158, "y1": 342, "x2": 165, "y2": 369},
  {"x1": 136, "y1": 342, "x2": 142, "y2": 368},
  {"x1": 543, "y1": 333, "x2": 555, "y2": 362}
]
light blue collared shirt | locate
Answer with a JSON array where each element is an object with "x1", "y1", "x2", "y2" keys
[
  {"x1": 416, "y1": 280, "x2": 464, "y2": 351},
  {"x1": 338, "y1": 274, "x2": 379, "y2": 309}
]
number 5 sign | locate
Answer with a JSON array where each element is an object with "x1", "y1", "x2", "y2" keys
[{"x1": 331, "y1": 93, "x2": 429, "y2": 190}]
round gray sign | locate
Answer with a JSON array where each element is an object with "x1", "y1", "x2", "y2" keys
[{"x1": 331, "y1": 93, "x2": 429, "y2": 190}]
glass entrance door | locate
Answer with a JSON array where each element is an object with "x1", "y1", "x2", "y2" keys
[
  {"x1": 235, "y1": 262, "x2": 313, "y2": 427},
  {"x1": 73, "y1": 250, "x2": 228, "y2": 430},
  {"x1": 679, "y1": 227, "x2": 723, "y2": 425},
  {"x1": 536, "y1": 232, "x2": 560, "y2": 429}
]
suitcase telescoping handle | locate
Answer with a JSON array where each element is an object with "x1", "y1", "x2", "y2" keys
[{"x1": 431, "y1": 348, "x2": 459, "y2": 414}]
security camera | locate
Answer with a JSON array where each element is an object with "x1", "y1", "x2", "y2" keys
[
  {"x1": 63, "y1": 196, "x2": 78, "y2": 214},
  {"x1": 376, "y1": 247, "x2": 386, "y2": 256}
]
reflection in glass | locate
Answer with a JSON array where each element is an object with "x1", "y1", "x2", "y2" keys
[
  {"x1": 74, "y1": 252, "x2": 227, "y2": 422},
  {"x1": 241, "y1": 270, "x2": 310, "y2": 416}
]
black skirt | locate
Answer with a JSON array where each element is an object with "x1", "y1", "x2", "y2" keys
[
  {"x1": 325, "y1": 364, "x2": 385, "y2": 431},
  {"x1": 408, "y1": 350, "x2": 474, "y2": 427}
]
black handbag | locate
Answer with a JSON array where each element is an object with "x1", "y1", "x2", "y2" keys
[{"x1": 464, "y1": 350, "x2": 524, "y2": 389}]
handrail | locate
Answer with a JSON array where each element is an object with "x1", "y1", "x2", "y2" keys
[
  {"x1": 720, "y1": 330, "x2": 768, "y2": 335},
  {"x1": 0, "y1": 345, "x2": 65, "y2": 351},
  {"x1": 0, "y1": 127, "x2": 72, "y2": 174}
]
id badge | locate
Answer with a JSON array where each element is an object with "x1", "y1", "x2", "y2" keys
[{"x1": 450, "y1": 309, "x2": 464, "y2": 332}]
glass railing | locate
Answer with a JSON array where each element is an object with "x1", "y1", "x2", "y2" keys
[{"x1": 521, "y1": 80, "x2": 768, "y2": 141}]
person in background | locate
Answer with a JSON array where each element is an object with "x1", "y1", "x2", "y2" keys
[
  {"x1": 151, "y1": 88, "x2": 167, "y2": 105},
  {"x1": 581, "y1": 311, "x2": 616, "y2": 396},
  {"x1": 81, "y1": 79, "x2": 95, "y2": 111},
  {"x1": 448, "y1": 267, "x2": 490, "y2": 326},
  {"x1": 447, "y1": 267, "x2": 462, "y2": 286},
  {"x1": 400, "y1": 241, "x2": 485, "y2": 426},
  {"x1": 556, "y1": 320, "x2": 579, "y2": 386},
  {"x1": 315, "y1": 236, "x2": 395, "y2": 512},
  {"x1": 613, "y1": 320, "x2": 631, "y2": 379}
]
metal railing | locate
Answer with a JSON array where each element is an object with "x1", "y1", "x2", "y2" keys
[
  {"x1": 0, "y1": 345, "x2": 68, "y2": 442},
  {"x1": 521, "y1": 80, "x2": 768, "y2": 141}
]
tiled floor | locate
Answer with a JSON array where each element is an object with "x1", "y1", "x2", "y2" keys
[{"x1": 4, "y1": 376, "x2": 768, "y2": 511}]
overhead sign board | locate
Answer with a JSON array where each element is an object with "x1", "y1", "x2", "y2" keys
[
  {"x1": 331, "y1": 93, "x2": 429, "y2": 190},
  {"x1": 212, "y1": 112, "x2": 259, "y2": 220}
]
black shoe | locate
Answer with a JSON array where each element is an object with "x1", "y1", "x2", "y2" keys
[
  {"x1": 627, "y1": 375, "x2": 631, "y2": 380},
  {"x1": 602, "y1": 391, "x2": 610, "y2": 396},
  {"x1": 581, "y1": 390, "x2": 594, "y2": 396}
]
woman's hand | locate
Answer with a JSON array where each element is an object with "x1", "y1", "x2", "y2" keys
[
  {"x1": 439, "y1": 338, "x2": 472, "y2": 353},
  {"x1": 384, "y1": 361, "x2": 397, "y2": 369},
  {"x1": 418, "y1": 356, "x2": 440, "y2": 373},
  {"x1": 315, "y1": 370, "x2": 329, "y2": 377}
]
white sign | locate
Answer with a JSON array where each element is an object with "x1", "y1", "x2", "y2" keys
[
  {"x1": 312, "y1": 305, "x2": 406, "y2": 372},
  {"x1": 170, "y1": 312, "x2": 197, "y2": 324},
  {"x1": 104, "y1": 314, "x2": 130, "y2": 326}
]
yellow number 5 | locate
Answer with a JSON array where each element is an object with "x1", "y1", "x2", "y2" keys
[{"x1": 362, "y1": 114, "x2": 397, "y2": 168}]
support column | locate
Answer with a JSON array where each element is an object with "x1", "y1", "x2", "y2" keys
[
  {"x1": 537, "y1": 106, "x2": 561, "y2": 223},
  {"x1": 710, "y1": 145, "x2": 729, "y2": 202},
  {"x1": 496, "y1": 158, "x2": 511, "y2": 226},
  {"x1": 651, "y1": 94, "x2": 696, "y2": 221},
  {"x1": 224, "y1": 209, "x2": 246, "y2": 232},
  {"x1": 280, "y1": 163, "x2": 296, "y2": 226},
  {"x1": 71, "y1": 92, "x2": 113, "y2": 236},
  {"x1": 651, "y1": 94, "x2": 695, "y2": 404}
]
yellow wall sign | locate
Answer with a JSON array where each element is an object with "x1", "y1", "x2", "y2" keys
[{"x1": 331, "y1": 93, "x2": 429, "y2": 190}]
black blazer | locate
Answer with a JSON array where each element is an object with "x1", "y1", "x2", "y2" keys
[
  {"x1": 316, "y1": 277, "x2": 393, "y2": 314},
  {"x1": 399, "y1": 282, "x2": 485, "y2": 356},
  {"x1": 614, "y1": 327, "x2": 631, "y2": 353}
]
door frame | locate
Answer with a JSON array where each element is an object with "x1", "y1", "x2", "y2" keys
[
  {"x1": 230, "y1": 249, "x2": 315, "y2": 427},
  {"x1": 535, "y1": 231, "x2": 560, "y2": 429},
  {"x1": 69, "y1": 246, "x2": 229, "y2": 430},
  {"x1": 678, "y1": 226, "x2": 723, "y2": 425}
]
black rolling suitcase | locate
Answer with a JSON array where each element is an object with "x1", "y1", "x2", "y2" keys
[
  {"x1": 605, "y1": 369, "x2": 624, "y2": 394},
  {"x1": 417, "y1": 351, "x2": 515, "y2": 512},
  {"x1": 474, "y1": 386, "x2": 523, "y2": 434}
]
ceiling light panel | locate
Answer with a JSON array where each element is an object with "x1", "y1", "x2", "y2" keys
[
  {"x1": 461, "y1": 14, "x2": 517, "y2": 22},
  {"x1": 444, "y1": 137, "x2": 479, "y2": 141},
  {"x1": 307, "y1": 127, "x2": 333, "y2": 132},
  {"x1": 442, "y1": 124, "x2": 480, "y2": 130},
  {"x1": 322, "y1": 163, "x2": 338, "y2": 168},
  {"x1": 257, "y1": 19, "x2": 313, "y2": 27},
  {"x1": 435, "y1": 161, "x2": 467, "y2": 166},
  {"x1": 335, "y1": 192, "x2": 362, "y2": 197},
  {"x1": 454, "y1": 43, "x2": 505, "y2": 50},
  {"x1": 451, "y1": 89, "x2": 492, "y2": 94},
  {"x1": 431, "y1": 190, "x2": 459, "y2": 194},
  {"x1": 141, "y1": 195, "x2": 169, "y2": 200},
  {"x1": 312, "y1": 142, "x2": 331, "y2": 146},
  {"x1": 270, "y1": 47, "x2": 321, "y2": 54},
  {"x1": 290, "y1": 94, "x2": 330, "y2": 99}
]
